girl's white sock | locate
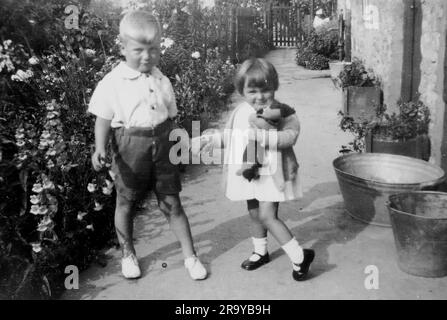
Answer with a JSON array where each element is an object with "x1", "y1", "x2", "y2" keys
[
  {"x1": 249, "y1": 237, "x2": 268, "y2": 261},
  {"x1": 282, "y1": 237, "x2": 304, "y2": 267}
]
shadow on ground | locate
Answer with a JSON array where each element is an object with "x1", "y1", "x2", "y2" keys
[{"x1": 135, "y1": 181, "x2": 366, "y2": 280}]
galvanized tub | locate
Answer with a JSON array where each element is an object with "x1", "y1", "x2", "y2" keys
[
  {"x1": 333, "y1": 153, "x2": 446, "y2": 227},
  {"x1": 387, "y1": 192, "x2": 447, "y2": 277}
]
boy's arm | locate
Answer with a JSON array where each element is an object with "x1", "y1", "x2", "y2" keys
[
  {"x1": 165, "y1": 77, "x2": 178, "y2": 119},
  {"x1": 92, "y1": 117, "x2": 111, "y2": 171}
]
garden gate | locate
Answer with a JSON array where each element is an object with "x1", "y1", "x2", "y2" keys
[{"x1": 266, "y1": 0, "x2": 303, "y2": 47}]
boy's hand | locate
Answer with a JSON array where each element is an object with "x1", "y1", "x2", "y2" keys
[{"x1": 92, "y1": 150, "x2": 107, "y2": 171}]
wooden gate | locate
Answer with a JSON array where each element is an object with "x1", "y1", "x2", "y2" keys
[{"x1": 266, "y1": 0, "x2": 302, "y2": 47}]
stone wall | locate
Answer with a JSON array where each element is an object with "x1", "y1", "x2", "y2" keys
[
  {"x1": 418, "y1": 0, "x2": 447, "y2": 164},
  {"x1": 338, "y1": 0, "x2": 405, "y2": 110},
  {"x1": 338, "y1": 0, "x2": 447, "y2": 165}
]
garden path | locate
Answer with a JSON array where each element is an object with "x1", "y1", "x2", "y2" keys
[{"x1": 62, "y1": 49, "x2": 447, "y2": 300}]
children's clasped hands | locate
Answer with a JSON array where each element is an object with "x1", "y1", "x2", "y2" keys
[{"x1": 192, "y1": 128, "x2": 268, "y2": 156}]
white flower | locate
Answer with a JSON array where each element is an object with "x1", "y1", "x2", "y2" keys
[
  {"x1": 3, "y1": 39, "x2": 12, "y2": 48},
  {"x1": 86, "y1": 224, "x2": 94, "y2": 231},
  {"x1": 38, "y1": 205, "x2": 48, "y2": 215},
  {"x1": 77, "y1": 211, "x2": 88, "y2": 221},
  {"x1": 84, "y1": 49, "x2": 96, "y2": 58},
  {"x1": 46, "y1": 149, "x2": 56, "y2": 157},
  {"x1": 46, "y1": 112, "x2": 57, "y2": 119},
  {"x1": 43, "y1": 180, "x2": 55, "y2": 190},
  {"x1": 161, "y1": 37, "x2": 174, "y2": 49},
  {"x1": 93, "y1": 201, "x2": 104, "y2": 211},
  {"x1": 162, "y1": 23, "x2": 169, "y2": 30},
  {"x1": 18, "y1": 153, "x2": 28, "y2": 161},
  {"x1": 30, "y1": 195, "x2": 40, "y2": 205},
  {"x1": 16, "y1": 140, "x2": 25, "y2": 147},
  {"x1": 102, "y1": 187, "x2": 113, "y2": 195},
  {"x1": 87, "y1": 183, "x2": 96, "y2": 193},
  {"x1": 181, "y1": 5, "x2": 191, "y2": 14},
  {"x1": 47, "y1": 160, "x2": 55, "y2": 169},
  {"x1": 32, "y1": 183, "x2": 43, "y2": 193},
  {"x1": 28, "y1": 56, "x2": 39, "y2": 65},
  {"x1": 30, "y1": 205, "x2": 40, "y2": 215},
  {"x1": 15, "y1": 133, "x2": 25, "y2": 139},
  {"x1": 39, "y1": 139, "x2": 48, "y2": 147},
  {"x1": 31, "y1": 242, "x2": 42, "y2": 253},
  {"x1": 37, "y1": 216, "x2": 53, "y2": 232},
  {"x1": 175, "y1": 74, "x2": 181, "y2": 82},
  {"x1": 11, "y1": 69, "x2": 33, "y2": 82},
  {"x1": 191, "y1": 51, "x2": 201, "y2": 59}
]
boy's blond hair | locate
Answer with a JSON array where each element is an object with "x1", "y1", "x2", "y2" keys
[{"x1": 119, "y1": 11, "x2": 161, "y2": 44}]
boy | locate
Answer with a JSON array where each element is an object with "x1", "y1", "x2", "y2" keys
[{"x1": 88, "y1": 11, "x2": 207, "y2": 280}]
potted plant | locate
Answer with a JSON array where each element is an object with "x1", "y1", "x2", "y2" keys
[
  {"x1": 334, "y1": 58, "x2": 382, "y2": 122},
  {"x1": 339, "y1": 97, "x2": 431, "y2": 161}
]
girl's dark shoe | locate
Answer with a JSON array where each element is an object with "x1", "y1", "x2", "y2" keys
[
  {"x1": 292, "y1": 249, "x2": 315, "y2": 281},
  {"x1": 241, "y1": 252, "x2": 270, "y2": 270}
]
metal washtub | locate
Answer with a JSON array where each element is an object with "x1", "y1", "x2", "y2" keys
[
  {"x1": 333, "y1": 153, "x2": 446, "y2": 227},
  {"x1": 387, "y1": 192, "x2": 447, "y2": 277}
]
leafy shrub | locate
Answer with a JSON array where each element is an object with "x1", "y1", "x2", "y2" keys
[
  {"x1": 338, "y1": 97, "x2": 430, "y2": 153},
  {"x1": 296, "y1": 20, "x2": 338, "y2": 70},
  {"x1": 0, "y1": 0, "x2": 261, "y2": 299},
  {"x1": 333, "y1": 58, "x2": 380, "y2": 89}
]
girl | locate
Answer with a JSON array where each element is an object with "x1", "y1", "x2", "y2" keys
[{"x1": 202, "y1": 58, "x2": 315, "y2": 281}]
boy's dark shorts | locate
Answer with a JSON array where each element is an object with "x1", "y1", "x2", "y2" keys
[{"x1": 111, "y1": 119, "x2": 182, "y2": 201}]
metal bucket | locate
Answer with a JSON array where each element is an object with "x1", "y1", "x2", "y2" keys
[
  {"x1": 387, "y1": 192, "x2": 447, "y2": 277},
  {"x1": 333, "y1": 153, "x2": 446, "y2": 227}
]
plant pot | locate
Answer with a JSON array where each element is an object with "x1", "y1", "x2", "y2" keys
[
  {"x1": 329, "y1": 61, "x2": 351, "y2": 80},
  {"x1": 342, "y1": 86, "x2": 381, "y2": 122},
  {"x1": 365, "y1": 132, "x2": 431, "y2": 161},
  {"x1": 387, "y1": 192, "x2": 447, "y2": 277}
]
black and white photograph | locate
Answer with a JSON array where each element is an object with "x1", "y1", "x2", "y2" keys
[{"x1": 1, "y1": 0, "x2": 447, "y2": 306}]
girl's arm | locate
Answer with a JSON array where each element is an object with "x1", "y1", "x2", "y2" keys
[{"x1": 258, "y1": 114, "x2": 300, "y2": 150}]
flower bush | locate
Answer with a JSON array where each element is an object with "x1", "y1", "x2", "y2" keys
[
  {"x1": 338, "y1": 97, "x2": 431, "y2": 153},
  {"x1": 296, "y1": 20, "x2": 339, "y2": 70},
  {"x1": 333, "y1": 58, "x2": 380, "y2": 89},
  {"x1": 0, "y1": 0, "x2": 271, "y2": 299}
]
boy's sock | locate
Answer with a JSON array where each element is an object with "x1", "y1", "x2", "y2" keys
[
  {"x1": 281, "y1": 237, "x2": 304, "y2": 269},
  {"x1": 249, "y1": 237, "x2": 268, "y2": 261}
]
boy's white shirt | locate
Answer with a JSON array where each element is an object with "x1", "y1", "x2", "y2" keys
[{"x1": 88, "y1": 61, "x2": 177, "y2": 128}]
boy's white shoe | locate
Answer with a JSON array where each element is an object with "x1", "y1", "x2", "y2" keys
[
  {"x1": 184, "y1": 256, "x2": 207, "y2": 280},
  {"x1": 121, "y1": 254, "x2": 141, "y2": 279}
]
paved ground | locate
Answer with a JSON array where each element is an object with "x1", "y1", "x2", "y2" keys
[{"x1": 63, "y1": 49, "x2": 447, "y2": 300}]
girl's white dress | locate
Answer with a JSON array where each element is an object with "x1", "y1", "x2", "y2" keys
[{"x1": 224, "y1": 102, "x2": 303, "y2": 202}]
